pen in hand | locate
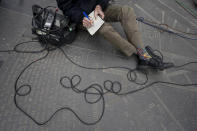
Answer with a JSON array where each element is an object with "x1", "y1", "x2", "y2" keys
[
  {"x1": 83, "y1": 11, "x2": 90, "y2": 20},
  {"x1": 82, "y1": 11, "x2": 94, "y2": 28}
]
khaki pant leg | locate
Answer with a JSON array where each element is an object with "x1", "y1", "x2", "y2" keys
[
  {"x1": 98, "y1": 22, "x2": 136, "y2": 56},
  {"x1": 104, "y1": 5, "x2": 144, "y2": 49}
]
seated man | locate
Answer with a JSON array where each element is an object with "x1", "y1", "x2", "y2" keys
[{"x1": 56, "y1": 0, "x2": 173, "y2": 70}]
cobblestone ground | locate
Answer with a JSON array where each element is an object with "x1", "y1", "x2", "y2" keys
[{"x1": 0, "y1": 0, "x2": 197, "y2": 131}]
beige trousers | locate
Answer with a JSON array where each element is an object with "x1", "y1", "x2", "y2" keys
[{"x1": 79, "y1": 4, "x2": 144, "y2": 56}]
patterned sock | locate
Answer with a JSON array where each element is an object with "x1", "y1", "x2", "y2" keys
[{"x1": 137, "y1": 48, "x2": 152, "y2": 60}]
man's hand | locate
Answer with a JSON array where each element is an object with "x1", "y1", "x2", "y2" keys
[
  {"x1": 94, "y1": 5, "x2": 105, "y2": 19},
  {"x1": 82, "y1": 17, "x2": 94, "y2": 28}
]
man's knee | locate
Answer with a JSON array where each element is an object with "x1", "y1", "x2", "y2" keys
[
  {"x1": 98, "y1": 23, "x2": 113, "y2": 35},
  {"x1": 121, "y1": 5, "x2": 135, "y2": 17}
]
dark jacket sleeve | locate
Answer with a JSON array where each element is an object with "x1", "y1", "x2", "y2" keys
[
  {"x1": 65, "y1": 6, "x2": 83, "y2": 24},
  {"x1": 96, "y1": 0, "x2": 110, "y2": 11},
  {"x1": 56, "y1": 0, "x2": 83, "y2": 24}
]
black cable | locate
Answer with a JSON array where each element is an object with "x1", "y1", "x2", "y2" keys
[
  {"x1": 0, "y1": 40, "x2": 196, "y2": 126},
  {"x1": 13, "y1": 49, "x2": 105, "y2": 125},
  {"x1": 0, "y1": 40, "x2": 50, "y2": 54},
  {"x1": 136, "y1": 17, "x2": 197, "y2": 40},
  {"x1": 59, "y1": 47, "x2": 197, "y2": 96},
  {"x1": 174, "y1": 61, "x2": 197, "y2": 68},
  {"x1": 14, "y1": 40, "x2": 47, "y2": 53},
  {"x1": 1, "y1": 28, "x2": 196, "y2": 126}
]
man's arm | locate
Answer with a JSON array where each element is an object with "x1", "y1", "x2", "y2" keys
[
  {"x1": 56, "y1": 0, "x2": 83, "y2": 23},
  {"x1": 66, "y1": 6, "x2": 84, "y2": 23},
  {"x1": 94, "y1": 5, "x2": 105, "y2": 19}
]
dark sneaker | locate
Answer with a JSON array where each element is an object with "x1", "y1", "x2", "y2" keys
[
  {"x1": 138, "y1": 57, "x2": 174, "y2": 70},
  {"x1": 145, "y1": 46, "x2": 162, "y2": 62}
]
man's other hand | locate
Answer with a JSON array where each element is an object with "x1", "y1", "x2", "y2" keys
[
  {"x1": 94, "y1": 5, "x2": 105, "y2": 19},
  {"x1": 82, "y1": 17, "x2": 94, "y2": 28}
]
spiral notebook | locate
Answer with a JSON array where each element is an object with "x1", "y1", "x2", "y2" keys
[{"x1": 87, "y1": 11, "x2": 105, "y2": 36}]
